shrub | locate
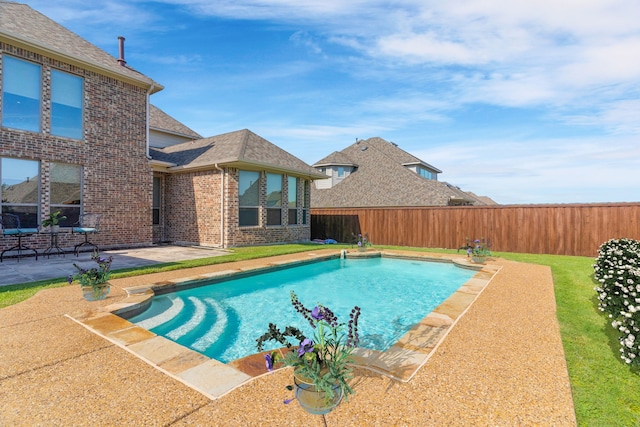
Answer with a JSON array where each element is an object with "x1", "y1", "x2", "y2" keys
[{"x1": 594, "y1": 238, "x2": 640, "y2": 367}]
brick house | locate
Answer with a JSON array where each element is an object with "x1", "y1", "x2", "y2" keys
[{"x1": 0, "y1": 2, "x2": 323, "y2": 255}]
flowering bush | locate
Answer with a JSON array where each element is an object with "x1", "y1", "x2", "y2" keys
[
  {"x1": 463, "y1": 237, "x2": 491, "y2": 258},
  {"x1": 352, "y1": 232, "x2": 372, "y2": 249},
  {"x1": 256, "y1": 291, "x2": 361, "y2": 402},
  {"x1": 594, "y1": 238, "x2": 640, "y2": 367},
  {"x1": 68, "y1": 252, "x2": 113, "y2": 288}
]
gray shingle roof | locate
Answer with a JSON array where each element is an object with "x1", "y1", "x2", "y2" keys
[
  {"x1": 149, "y1": 105, "x2": 202, "y2": 139},
  {"x1": 313, "y1": 151, "x2": 358, "y2": 167},
  {"x1": 311, "y1": 137, "x2": 496, "y2": 207},
  {"x1": 150, "y1": 129, "x2": 326, "y2": 179},
  {"x1": 0, "y1": 2, "x2": 161, "y2": 91}
]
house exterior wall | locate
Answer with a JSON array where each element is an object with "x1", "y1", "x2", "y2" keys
[
  {"x1": 0, "y1": 43, "x2": 153, "y2": 252},
  {"x1": 149, "y1": 129, "x2": 193, "y2": 148},
  {"x1": 163, "y1": 169, "x2": 223, "y2": 247},
  {"x1": 224, "y1": 168, "x2": 311, "y2": 247}
]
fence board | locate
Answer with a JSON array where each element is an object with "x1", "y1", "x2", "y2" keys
[{"x1": 311, "y1": 203, "x2": 640, "y2": 257}]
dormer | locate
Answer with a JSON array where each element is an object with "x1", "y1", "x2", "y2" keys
[
  {"x1": 402, "y1": 161, "x2": 442, "y2": 181},
  {"x1": 312, "y1": 151, "x2": 358, "y2": 189}
]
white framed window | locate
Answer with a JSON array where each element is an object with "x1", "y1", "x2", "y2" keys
[
  {"x1": 239, "y1": 170, "x2": 260, "y2": 227},
  {"x1": 51, "y1": 70, "x2": 83, "y2": 139},
  {"x1": 1, "y1": 56, "x2": 41, "y2": 132}
]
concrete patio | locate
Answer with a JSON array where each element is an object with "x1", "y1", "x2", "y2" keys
[{"x1": 0, "y1": 245, "x2": 228, "y2": 286}]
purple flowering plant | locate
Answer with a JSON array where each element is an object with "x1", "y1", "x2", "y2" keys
[
  {"x1": 256, "y1": 291, "x2": 361, "y2": 402},
  {"x1": 352, "y1": 232, "x2": 372, "y2": 249},
  {"x1": 463, "y1": 237, "x2": 491, "y2": 258},
  {"x1": 67, "y1": 251, "x2": 113, "y2": 289}
]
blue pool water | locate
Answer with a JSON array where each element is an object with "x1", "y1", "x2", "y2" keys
[{"x1": 128, "y1": 257, "x2": 475, "y2": 363}]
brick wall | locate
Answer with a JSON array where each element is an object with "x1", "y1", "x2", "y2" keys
[
  {"x1": 163, "y1": 170, "x2": 223, "y2": 246},
  {"x1": 1, "y1": 43, "x2": 153, "y2": 253},
  {"x1": 224, "y1": 168, "x2": 311, "y2": 247}
]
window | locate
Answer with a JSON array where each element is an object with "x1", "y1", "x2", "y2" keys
[
  {"x1": 239, "y1": 170, "x2": 260, "y2": 226},
  {"x1": 302, "y1": 180, "x2": 308, "y2": 225},
  {"x1": 1, "y1": 56, "x2": 41, "y2": 132},
  {"x1": 288, "y1": 176, "x2": 298, "y2": 225},
  {"x1": 266, "y1": 173, "x2": 282, "y2": 226},
  {"x1": 419, "y1": 168, "x2": 434, "y2": 180},
  {"x1": 0, "y1": 158, "x2": 40, "y2": 227},
  {"x1": 51, "y1": 70, "x2": 83, "y2": 139},
  {"x1": 337, "y1": 167, "x2": 345, "y2": 177},
  {"x1": 152, "y1": 176, "x2": 161, "y2": 225},
  {"x1": 50, "y1": 162, "x2": 81, "y2": 226}
]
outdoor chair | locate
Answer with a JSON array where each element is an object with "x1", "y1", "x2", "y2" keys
[
  {"x1": 72, "y1": 213, "x2": 101, "y2": 256},
  {"x1": 1, "y1": 213, "x2": 39, "y2": 262}
]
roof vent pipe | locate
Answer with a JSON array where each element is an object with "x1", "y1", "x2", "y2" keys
[{"x1": 117, "y1": 36, "x2": 126, "y2": 66}]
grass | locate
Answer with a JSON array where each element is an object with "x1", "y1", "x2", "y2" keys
[{"x1": 1, "y1": 244, "x2": 639, "y2": 425}]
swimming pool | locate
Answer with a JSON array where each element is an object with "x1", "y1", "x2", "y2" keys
[{"x1": 128, "y1": 256, "x2": 476, "y2": 363}]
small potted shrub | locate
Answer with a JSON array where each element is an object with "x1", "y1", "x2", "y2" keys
[
  {"x1": 257, "y1": 291, "x2": 361, "y2": 414},
  {"x1": 41, "y1": 210, "x2": 67, "y2": 232},
  {"x1": 68, "y1": 251, "x2": 113, "y2": 300},
  {"x1": 464, "y1": 237, "x2": 491, "y2": 264},
  {"x1": 352, "y1": 232, "x2": 372, "y2": 252}
]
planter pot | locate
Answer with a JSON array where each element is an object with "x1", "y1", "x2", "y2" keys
[
  {"x1": 294, "y1": 371, "x2": 343, "y2": 415},
  {"x1": 472, "y1": 256, "x2": 486, "y2": 264},
  {"x1": 50, "y1": 225, "x2": 60, "y2": 233},
  {"x1": 357, "y1": 247, "x2": 366, "y2": 252},
  {"x1": 81, "y1": 283, "x2": 111, "y2": 301}
]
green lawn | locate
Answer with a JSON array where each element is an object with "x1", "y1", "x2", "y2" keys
[{"x1": 1, "y1": 244, "x2": 638, "y2": 425}]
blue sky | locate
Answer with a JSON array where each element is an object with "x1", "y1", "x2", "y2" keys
[{"x1": 20, "y1": 0, "x2": 640, "y2": 204}]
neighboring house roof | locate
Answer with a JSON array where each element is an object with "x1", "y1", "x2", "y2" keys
[
  {"x1": 358, "y1": 137, "x2": 442, "y2": 173},
  {"x1": 314, "y1": 151, "x2": 358, "y2": 168},
  {"x1": 150, "y1": 129, "x2": 327, "y2": 179},
  {"x1": 311, "y1": 137, "x2": 496, "y2": 207},
  {"x1": 0, "y1": 1, "x2": 162, "y2": 92},
  {"x1": 149, "y1": 105, "x2": 202, "y2": 139}
]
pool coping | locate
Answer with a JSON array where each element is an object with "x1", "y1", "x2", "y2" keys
[{"x1": 67, "y1": 249, "x2": 500, "y2": 401}]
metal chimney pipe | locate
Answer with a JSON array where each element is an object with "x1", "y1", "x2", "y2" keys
[{"x1": 117, "y1": 36, "x2": 126, "y2": 66}]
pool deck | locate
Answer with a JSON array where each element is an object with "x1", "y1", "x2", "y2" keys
[{"x1": 0, "y1": 248, "x2": 577, "y2": 426}]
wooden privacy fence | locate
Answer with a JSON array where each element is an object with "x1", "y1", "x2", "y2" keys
[{"x1": 311, "y1": 203, "x2": 640, "y2": 257}]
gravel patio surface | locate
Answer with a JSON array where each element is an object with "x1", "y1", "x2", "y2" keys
[{"x1": 0, "y1": 251, "x2": 576, "y2": 426}]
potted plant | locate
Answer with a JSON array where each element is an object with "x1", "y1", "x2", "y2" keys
[
  {"x1": 41, "y1": 210, "x2": 67, "y2": 232},
  {"x1": 352, "y1": 232, "x2": 372, "y2": 252},
  {"x1": 464, "y1": 237, "x2": 491, "y2": 264},
  {"x1": 67, "y1": 251, "x2": 113, "y2": 300},
  {"x1": 256, "y1": 291, "x2": 361, "y2": 415}
]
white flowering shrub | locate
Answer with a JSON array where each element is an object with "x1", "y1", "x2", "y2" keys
[{"x1": 594, "y1": 238, "x2": 640, "y2": 367}]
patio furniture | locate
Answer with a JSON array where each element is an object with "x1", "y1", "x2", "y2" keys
[
  {"x1": 0, "y1": 213, "x2": 39, "y2": 262},
  {"x1": 42, "y1": 229, "x2": 66, "y2": 258},
  {"x1": 72, "y1": 213, "x2": 101, "y2": 256}
]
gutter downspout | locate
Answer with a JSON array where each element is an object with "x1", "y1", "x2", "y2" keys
[
  {"x1": 145, "y1": 83, "x2": 155, "y2": 160},
  {"x1": 215, "y1": 164, "x2": 225, "y2": 248}
]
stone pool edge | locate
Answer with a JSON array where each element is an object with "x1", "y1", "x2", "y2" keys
[{"x1": 66, "y1": 250, "x2": 500, "y2": 400}]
